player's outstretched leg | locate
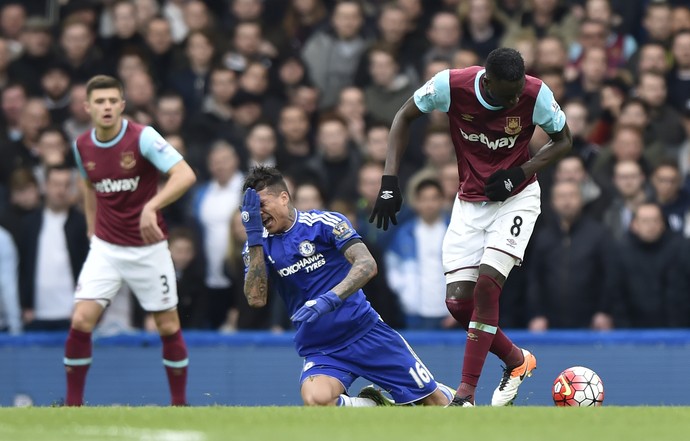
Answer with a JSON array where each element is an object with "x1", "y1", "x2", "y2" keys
[
  {"x1": 491, "y1": 348, "x2": 537, "y2": 406},
  {"x1": 357, "y1": 385, "x2": 395, "y2": 406}
]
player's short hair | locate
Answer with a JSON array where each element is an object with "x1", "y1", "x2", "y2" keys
[
  {"x1": 243, "y1": 165, "x2": 289, "y2": 195},
  {"x1": 485, "y1": 48, "x2": 525, "y2": 82},
  {"x1": 86, "y1": 75, "x2": 124, "y2": 98}
]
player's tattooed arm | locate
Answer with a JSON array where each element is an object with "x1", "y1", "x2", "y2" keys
[
  {"x1": 244, "y1": 246, "x2": 268, "y2": 308},
  {"x1": 521, "y1": 124, "x2": 573, "y2": 177},
  {"x1": 331, "y1": 242, "x2": 377, "y2": 301}
]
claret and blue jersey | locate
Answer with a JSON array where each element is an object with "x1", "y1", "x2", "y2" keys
[{"x1": 243, "y1": 209, "x2": 379, "y2": 356}]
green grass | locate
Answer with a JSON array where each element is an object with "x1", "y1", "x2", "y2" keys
[{"x1": 0, "y1": 407, "x2": 689, "y2": 441}]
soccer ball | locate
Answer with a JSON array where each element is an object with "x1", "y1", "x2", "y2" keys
[{"x1": 552, "y1": 366, "x2": 604, "y2": 407}]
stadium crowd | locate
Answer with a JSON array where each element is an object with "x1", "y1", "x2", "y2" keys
[{"x1": 0, "y1": 0, "x2": 689, "y2": 335}]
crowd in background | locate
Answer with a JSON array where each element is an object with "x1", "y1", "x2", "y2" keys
[{"x1": 1, "y1": 0, "x2": 690, "y2": 335}]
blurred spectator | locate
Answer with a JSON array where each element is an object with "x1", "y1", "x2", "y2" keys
[
  {"x1": 276, "y1": 105, "x2": 313, "y2": 173},
  {"x1": 245, "y1": 122, "x2": 278, "y2": 170},
  {"x1": 539, "y1": 68, "x2": 566, "y2": 103},
  {"x1": 183, "y1": 0, "x2": 215, "y2": 35},
  {"x1": 163, "y1": 0, "x2": 188, "y2": 43},
  {"x1": 7, "y1": 98, "x2": 50, "y2": 174},
  {"x1": 609, "y1": 202, "x2": 690, "y2": 328},
  {"x1": 101, "y1": 0, "x2": 145, "y2": 66},
  {"x1": 123, "y1": 70, "x2": 156, "y2": 120},
  {"x1": 143, "y1": 16, "x2": 178, "y2": 87},
  {"x1": 502, "y1": 0, "x2": 578, "y2": 47},
  {"x1": 452, "y1": 48, "x2": 481, "y2": 69},
  {"x1": 19, "y1": 164, "x2": 87, "y2": 331},
  {"x1": 634, "y1": 42, "x2": 670, "y2": 81},
  {"x1": 34, "y1": 126, "x2": 73, "y2": 190},
  {"x1": 335, "y1": 86, "x2": 368, "y2": 147},
  {"x1": 602, "y1": 160, "x2": 649, "y2": 240},
  {"x1": 0, "y1": 3, "x2": 26, "y2": 56},
  {"x1": 563, "y1": 100, "x2": 600, "y2": 170},
  {"x1": 405, "y1": 125, "x2": 456, "y2": 199},
  {"x1": 116, "y1": 47, "x2": 150, "y2": 85},
  {"x1": 41, "y1": 63, "x2": 72, "y2": 124},
  {"x1": 527, "y1": 180, "x2": 614, "y2": 331},
  {"x1": 423, "y1": 11, "x2": 462, "y2": 67},
  {"x1": 364, "y1": 43, "x2": 417, "y2": 125},
  {"x1": 640, "y1": 0, "x2": 673, "y2": 46},
  {"x1": 58, "y1": 18, "x2": 102, "y2": 83},
  {"x1": 189, "y1": 140, "x2": 244, "y2": 329},
  {"x1": 385, "y1": 178, "x2": 451, "y2": 329},
  {"x1": 0, "y1": 168, "x2": 40, "y2": 243},
  {"x1": 282, "y1": 0, "x2": 328, "y2": 50},
  {"x1": 439, "y1": 162, "x2": 460, "y2": 213},
  {"x1": 135, "y1": 0, "x2": 160, "y2": 33},
  {"x1": 565, "y1": 46, "x2": 608, "y2": 122},
  {"x1": 535, "y1": 35, "x2": 568, "y2": 75},
  {"x1": 635, "y1": 71, "x2": 686, "y2": 150},
  {"x1": 8, "y1": 17, "x2": 54, "y2": 95},
  {"x1": 672, "y1": 5, "x2": 690, "y2": 34},
  {"x1": 222, "y1": 21, "x2": 274, "y2": 75},
  {"x1": 63, "y1": 84, "x2": 91, "y2": 143},
  {"x1": 667, "y1": 30, "x2": 690, "y2": 117},
  {"x1": 0, "y1": 224, "x2": 20, "y2": 334},
  {"x1": 167, "y1": 227, "x2": 207, "y2": 329},
  {"x1": 293, "y1": 180, "x2": 325, "y2": 213},
  {"x1": 153, "y1": 92, "x2": 187, "y2": 139},
  {"x1": 552, "y1": 154, "x2": 607, "y2": 221},
  {"x1": 361, "y1": 121, "x2": 388, "y2": 165},
  {"x1": 167, "y1": 29, "x2": 216, "y2": 114},
  {"x1": 593, "y1": 124, "x2": 654, "y2": 190},
  {"x1": 301, "y1": 0, "x2": 371, "y2": 108},
  {"x1": 650, "y1": 159, "x2": 690, "y2": 236},
  {"x1": 305, "y1": 113, "x2": 361, "y2": 204},
  {"x1": 0, "y1": 82, "x2": 27, "y2": 143},
  {"x1": 458, "y1": 0, "x2": 506, "y2": 62}
]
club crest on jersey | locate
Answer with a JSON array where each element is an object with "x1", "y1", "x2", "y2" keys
[
  {"x1": 504, "y1": 117, "x2": 521, "y2": 135},
  {"x1": 333, "y1": 221, "x2": 354, "y2": 240},
  {"x1": 120, "y1": 152, "x2": 136, "y2": 170},
  {"x1": 85, "y1": 161, "x2": 96, "y2": 171},
  {"x1": 298, "y1": 240, "x2": 315, "y2": 257}
]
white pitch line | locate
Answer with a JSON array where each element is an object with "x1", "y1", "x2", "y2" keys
[{"x1": 0, "y1": 424, "x2": 207, "y2": 441}]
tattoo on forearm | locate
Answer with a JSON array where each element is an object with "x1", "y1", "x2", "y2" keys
[
  {"x1": 331, "y1": 243, "x2": 376, "y2": 300},
  {"x1": 244, "y1": 247, "x2": 268, "y2": 307}
]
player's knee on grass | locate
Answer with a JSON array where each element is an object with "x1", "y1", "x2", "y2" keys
[{"x1": 301, "y1": 375, "x2": 343, "y2": 406}]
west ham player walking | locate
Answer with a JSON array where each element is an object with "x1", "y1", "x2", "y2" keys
[
  {"x1": 241, "y1": 166, "x2": 455, "y2": 407},
  {"x1": 64, "y1": 75, "x2": 196, "y2": 406},
  {"x1": 370, "y1": 48, "x2": 572, "y2": 406}
]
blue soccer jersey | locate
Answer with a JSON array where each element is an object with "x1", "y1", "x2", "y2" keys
[{"x1": 243, "y1": 210, "x2": 379, "y2": 356}]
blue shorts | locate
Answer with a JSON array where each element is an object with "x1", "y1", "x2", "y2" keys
[{"x1": 299, "y1": 320, "x2": 438, "y2": 404}]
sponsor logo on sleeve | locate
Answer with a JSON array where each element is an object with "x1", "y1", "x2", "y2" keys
[{"x1": 333, "y1": 221, "x2": 354, "y2": 240}]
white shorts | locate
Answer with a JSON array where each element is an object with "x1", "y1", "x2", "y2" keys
[
  {"x1": 442, "y1": 181, "x2": 541, "y2": 277},
  {"x1": 75, "y1": 236, "x2": 178, "y2": 312}
]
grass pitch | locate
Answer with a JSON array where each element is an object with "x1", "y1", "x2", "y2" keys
[{"x1": 0, "y1": 406, "x2": 688, "y2": 441}]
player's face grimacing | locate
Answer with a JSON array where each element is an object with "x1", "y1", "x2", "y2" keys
[
  {"x1": 484, "y1": 77, "x2": 525, "y2": 109},
  {"x1": 256, "y1": 187, "x2": 292, "y2": 234},
  {"x1": 85, "y1": 88, "x2": 126, "y2": 130}
]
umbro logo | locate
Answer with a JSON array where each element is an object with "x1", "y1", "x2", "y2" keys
[
  {"x1": 504, "y1": 179, "x2": 514, "y2": 192},
  {"x1": 380, "y1": 191, "x2": 394, "y2": 200}
]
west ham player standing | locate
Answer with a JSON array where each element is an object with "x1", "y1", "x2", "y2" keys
[
  {"x1": 370, "y1": 48, "x2": 572, "y2": 406},
  {"x1": 241, "y1": 166, "x2": 455, "y2": 407},
  {"x1": 64, "y1": 75, "x2": 196, "y2": 406}
]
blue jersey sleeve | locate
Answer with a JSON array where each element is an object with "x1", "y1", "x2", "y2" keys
[
  {"x1": 139, "y1": 126, "x2": 183, "y2": 173},
  {"x1": 533, "y1": 82, "x2": 567, "y2": 134},
  {"x1": 72, "y1": 141, "x2": 88, "y2": 179},
  {"x1": 413, "y1": 69, "x2": 451, "y2": 113},
  {"x1": 321, "y1": 211, "x2": 362, "y2": 251}
]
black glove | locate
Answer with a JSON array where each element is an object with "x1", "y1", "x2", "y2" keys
[
  {"x1": 484, "y1": 167, "x2": 526, "y2": 202},
  {"x1": 369, "y1": 175, "x2": 403, "y2": 231}
]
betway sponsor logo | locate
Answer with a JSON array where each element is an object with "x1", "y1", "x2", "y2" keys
[
  {"x1": 277, "y1": 253, "x2": 325, "y2": 276},
  {"x1": 460, "y1": 129, "x2": 518, "y2": 150},
  {"x1": 94, "y1": 177, "x2": 140, "y2": 193}
]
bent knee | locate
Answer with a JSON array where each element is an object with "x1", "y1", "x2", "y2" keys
[{"x1": 301, "y1": 389, "x2": 338, "y2": 406}]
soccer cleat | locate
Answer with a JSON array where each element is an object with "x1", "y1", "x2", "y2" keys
[
  {"x1": 491, "y1": 348, "x2": 537, "y2": 406},
  {"x1": 447, "y1": 395, "x2": 474, "y2": 407},
  {"x1": 358, "y1": 385, "x2": 395, "y2": 406}
]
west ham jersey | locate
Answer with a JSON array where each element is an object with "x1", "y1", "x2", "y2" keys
[
  {"x1": 414, "y1": 67, "x2": 567, "y2": 201},
  {"x1": 243, "y1": 210, "x2": 379, "y2": 357},
  {"x1": 73, "y1": 120, "x2": 183, "y2": 246}
]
